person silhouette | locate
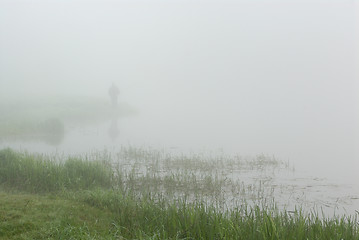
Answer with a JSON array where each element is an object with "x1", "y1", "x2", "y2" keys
[{"x1": 108, "y1": 83, "x2": 120, "y2": 108}]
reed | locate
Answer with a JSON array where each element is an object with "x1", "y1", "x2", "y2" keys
[
  {"x1": 77, "y1": 189, "x2": 359, "y2": 239},
  {"x1": 1, "y1": 148, "x2": 358, "y2": 239},
  {"x1": 0, "y1": 148, "x2": 114, "y2": 193}
]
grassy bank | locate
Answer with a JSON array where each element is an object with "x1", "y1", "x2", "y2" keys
[
  {"x1": 0, "y1": 148, "x2": 358, "y2": 239},
  {"x1": 0, "y1": 191, "x2": 116, "y2": 239}
]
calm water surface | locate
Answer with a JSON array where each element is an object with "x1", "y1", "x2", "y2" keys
[{"x1": 1, "y1": 105, "x2": 358, "y2": 217}]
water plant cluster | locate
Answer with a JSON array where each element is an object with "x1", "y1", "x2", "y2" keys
[
  {"x1": 0, "y1": 147, "x2": 358, "y2": 239},
  {"x1": 109, "y1": 147, "x2": 293, "y2": 209}
]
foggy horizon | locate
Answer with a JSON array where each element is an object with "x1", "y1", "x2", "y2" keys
[
  {"x1": 1, "y1": 0, "x2": 358, "y2": 174},
  {"x1": 1, "y1": 0, "x2": 359, "y2": 225}
]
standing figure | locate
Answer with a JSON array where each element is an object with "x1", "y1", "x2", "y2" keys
[{"x1": 108, "y1": 83, "x2": 120, "y2": 108}]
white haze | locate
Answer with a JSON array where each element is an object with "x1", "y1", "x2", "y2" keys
[{"x1": 0, "y1": 0, "x2": 358, "y2": 180}]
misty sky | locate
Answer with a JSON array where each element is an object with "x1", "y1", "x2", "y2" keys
[
  {"x1": 0, "y1": 0, "x2": 358, "y2": 167},
  {"x1": 1, "y1": 0, "x2": 357, "y2": 97}
]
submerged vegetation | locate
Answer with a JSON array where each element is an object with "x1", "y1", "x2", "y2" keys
[{"x1": 0, "y1": 148, "x2": 358, "y2": 239}]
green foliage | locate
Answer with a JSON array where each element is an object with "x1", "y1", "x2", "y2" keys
[
  {"x1": 74, "y1": 190, "x2": 359, "y2": 239},
  {"x1": 0, "y1": 191, "x2": 116, "y2": 240},
  {"x1": 0, "y1": 148, "x2": 114, "y2": 193},
  {"x1": 0, "y1": 148, "x2": 358, "y2": 239}
]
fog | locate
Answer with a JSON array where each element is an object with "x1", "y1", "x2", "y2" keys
[{"x1": 1, "y1": 0, "x2": 358, "y2": 182}]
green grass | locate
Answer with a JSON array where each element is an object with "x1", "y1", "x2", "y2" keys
[
  {"x1": 1, "y1": 189, "x2": 358, "y2": 240},
  {"x1": 0, "y1": 148, "x2": 358, "y2": 239},
  {"x1": 0, "y1": 191, "x2": 117, "y2": 239},
  {"x1": 0, "y1": 148, "x2": 114, "y2": 193}
]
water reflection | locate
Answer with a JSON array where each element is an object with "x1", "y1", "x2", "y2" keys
[
  {"x1": 108, "y1": 114, "x2": 120, "y2": 141},
  {"x1": 28, "y1": 118, "x2": 66, "y2": 146},
  {"x1": 0, "y1": 118, "x2": 65, "y2": 146},
  {"x1": 38, "y1": 118, "x2": 65, "y2": 145}
]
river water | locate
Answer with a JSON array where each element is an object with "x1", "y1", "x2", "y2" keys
[
  {"x1": 1, "y1": 101, "x2": 358, "y2": 217},
  {"x1": 0, "y1": 0, "x2": 358, "y2": 218}
]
